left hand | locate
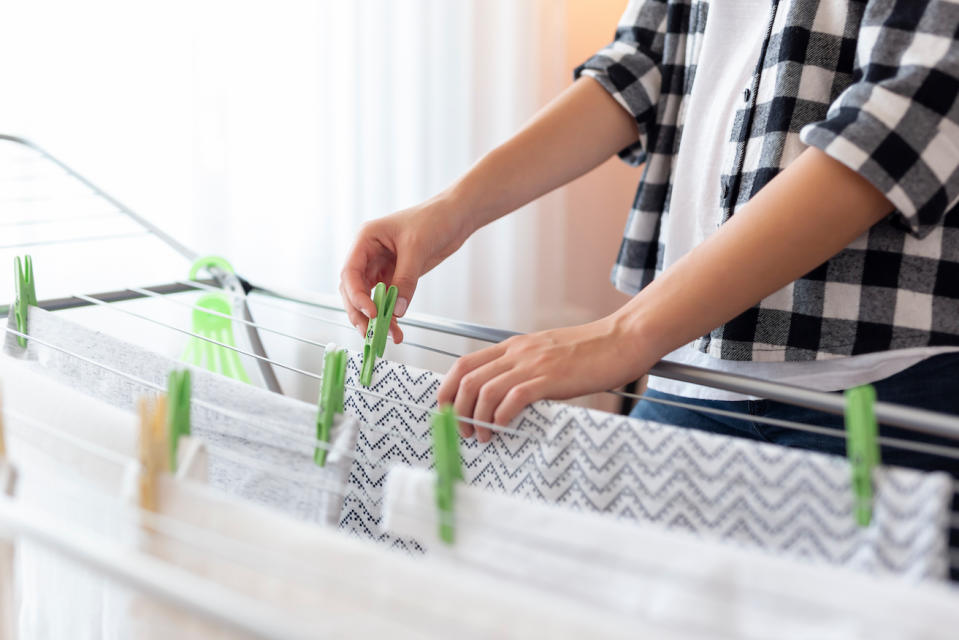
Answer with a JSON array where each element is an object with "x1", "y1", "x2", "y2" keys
[{"x1": 436, "y1": 315, "x2": 653, "y2": 442}]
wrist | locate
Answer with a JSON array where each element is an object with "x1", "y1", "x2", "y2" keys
[
  {"x1": 602, "y1": 305, "x2": 664, "y2": 378},
  {"x1": 429, "y1": 182, "x2": 483, "y2": 243}
]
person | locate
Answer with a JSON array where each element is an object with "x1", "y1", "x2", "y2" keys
[{"x1": 338, "y1": 0, "x2": 959, "y2": 473}]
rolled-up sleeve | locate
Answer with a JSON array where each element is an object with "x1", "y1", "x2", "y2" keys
[
  {"x1": 799, "y1": 0, "x2": 959, "y2": 238},
  {"x1": 574, "y1": 0, "x2": 667, "y2": 165}
]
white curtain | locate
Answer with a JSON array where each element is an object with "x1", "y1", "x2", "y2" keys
[
  {"x1": 0, "y1": 0, "x2": 569, "y2": 322},
  {"x1": 0, "y1": 0, "x2": 626, "y2": 404}
]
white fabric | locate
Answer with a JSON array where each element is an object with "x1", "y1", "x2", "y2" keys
[
  {"x1": 0, "y1": 352, "x2": 137, "y2": 465},
  {"x1": 0, "y1": 462, "x2": 17, "y2": 640},
  {"x1": 1, "y1": 395, "x2": 139, "y2": 640},
  {"x1": 383, "y1": 466, "x2": 959, "y2": 640},
  {"x1": 653, "y1": 343, "x2": 959, "y2": 401},
  {"x1": 339, "y1": 351, "x2": 953, "y2": 580},
  {"x1": 8, "y1": 306, "x2": 357, "y2": 527},
  {"x1": 650, "y1": 0, "x2": 958, "y2": 400},
  {"x1": 0, "y1": 352, "x2": 140, "y2": 638},
  {"x1": 129, "y1": 474, "x2": 639, "y2": 639}
]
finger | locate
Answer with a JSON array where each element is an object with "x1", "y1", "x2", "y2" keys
[
  {"x1": 390, "y1": 253, "x2": 422, "y2": 318},
  {"x1": 472, "y1": 370, "x2": 522, "y2": 443},
  {"x1": 340, "y1": 264, "x2": 377, "y2": 319},
  {"x1": 493, "y1": 379, "x2": 543, "y2": 431},
  {"x1": 437, "y1": 343, "x2": 508, "y2": 407},
  {"x1": 388, "y1": 317, "x2": 404, "y2": 344},
  {"x1": 452, "y1": 358, "x2": 513, "y2": 439},
  {"x1": 339, "y1": 282, "x2": 369, "y2": 336}
]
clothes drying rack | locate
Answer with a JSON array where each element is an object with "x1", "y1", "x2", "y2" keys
[
  {"x1": 2, "y1": 133, "x2": 958, "y2": 440},
  {"x1": 2, "y1": 133, "x2": 959, "y2": 637}
]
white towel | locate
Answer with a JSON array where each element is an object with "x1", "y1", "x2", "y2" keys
[{"x1": 382, "y1": 465, "x2": 959, "y2": 640}]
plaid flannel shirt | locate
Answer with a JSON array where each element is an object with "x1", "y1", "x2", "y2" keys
[{"x1": 577, "y1": 0, "x2": 959, "y2": 362}]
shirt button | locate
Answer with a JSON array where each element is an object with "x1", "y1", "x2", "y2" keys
[{"x1": 743, "y1": 87, "x2": 751, "y2": 102}]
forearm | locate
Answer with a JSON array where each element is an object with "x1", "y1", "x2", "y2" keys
[
  {"x1": 614, "y1": 147, "x2": 895, "y2": 370},
  {"x1": 446, "y1": 77, "x2": 639, "y2": 236}
]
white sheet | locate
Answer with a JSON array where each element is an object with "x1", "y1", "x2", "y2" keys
[{"x1": 382, "y1": 466, "x2": 959, "y2": 640}]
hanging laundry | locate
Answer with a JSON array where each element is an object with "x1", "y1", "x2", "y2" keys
[
  {"x1": 5, "y1": 306, "x2": 357, "y2": 527},
  {"x1": 0, "y1": 361, "x2": 141, "y2": 640},
  {"x1": 339, "y1": 353, "x2": 952, "y2": 580},
  {"x1": 381, "y1": 466, "x2": 959, "y2": 640},
  {"x1": 0, "y1": 460, "x2": 16, "y2": 640},
  {"x1": 119, "y1": 474, "x2": 637, "y2": 639}
]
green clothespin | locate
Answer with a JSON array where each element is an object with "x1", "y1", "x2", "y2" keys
[
  {"x1": 359, "y1": 282, "x2": 398, "y2": 387},
  {"x1": 182, "y1": 256, "x2": 251, "y2": 383},
  {"x1": 13, "y1": 256, "x2": 37, "y2": 348},
  {"x1": 431, "y1": 404, "x2": 463, "y2": 545},
  {"x1": 314, "y1": 344, "x2": 347, "y2": 467},
  {"x1": 167, "y1": 369, "x2": 192, "y2": 472},
  {"x1": 845, "y1": 384, "x2": 880, "y2": 527}
]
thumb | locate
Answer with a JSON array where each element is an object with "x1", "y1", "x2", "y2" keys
[{"x1": 390, "y1": 254, "x2": 422, "y2": 317}]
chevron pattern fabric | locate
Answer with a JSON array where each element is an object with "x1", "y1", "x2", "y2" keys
[{"x1": 339, "y1": 352, "x2": 952, "y2": 580}]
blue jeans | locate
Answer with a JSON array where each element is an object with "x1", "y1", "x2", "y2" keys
[{"x1": 630, "y1": 353, "x2": 959, "y2": 476}]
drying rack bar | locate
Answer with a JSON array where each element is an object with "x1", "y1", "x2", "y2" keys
[
  {"x1": 0, "y1": 134, "x2": 283, "y2": 395},
  {"x1": 251, "y1": 282, "x2": 959, "y2": 441},
  {"x1": 0, "y1": 280, "x2": 218, "y2": 316},
  {"x1": 4, "y1": 133, "x2": 958, "y2": 440}
]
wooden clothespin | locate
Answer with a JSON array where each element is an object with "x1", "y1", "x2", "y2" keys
[
  {"x1": 845, "y1": 384, "x2": 880, "y2": 527},
  {"x1": 431, "y1": 404, "x2": 463, "y2": 545},
  {"x1": 360, "y1": 282, "x2": 398, "y2": 387},
  {"x1": 315, "y1": 344, "x2": 347, "y2": 467},
  {"x1": 138, "y1": 396, "x2": 168, "y2": 512}
]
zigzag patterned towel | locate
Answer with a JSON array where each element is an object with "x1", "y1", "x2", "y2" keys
[{"x1": 339, "y1": 353, "x2": 953, "y2": 580}]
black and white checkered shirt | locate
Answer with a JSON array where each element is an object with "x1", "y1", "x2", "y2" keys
[{"x1": 577, "y1": 0, "x2": 959, "y2": 362}]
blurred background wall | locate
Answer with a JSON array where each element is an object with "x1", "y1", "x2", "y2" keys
[{"x1": 0, "y1": 0, "x2": 637, "y2": 406}]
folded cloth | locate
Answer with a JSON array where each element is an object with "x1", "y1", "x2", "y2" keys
[
  {"x1": 382, "y1": 466, "x2": 959, "y2": 640},
  {"x1": 5, "y1": 306, "x2": 357, "y2": 527},
  {"x1": 339, "y1": 352, "x2": 952, "y2": 580}
]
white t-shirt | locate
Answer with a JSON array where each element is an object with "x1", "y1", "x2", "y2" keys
[{"x1": 647, "y1": 0, "x2": 958, "y2": 400}]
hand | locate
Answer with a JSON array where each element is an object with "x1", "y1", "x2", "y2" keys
[
  {"x1": 436, "y1": 315, "x2": 654, "y2": 442},
  {"x1": 339, "y1": 195, "x2": 471, "y2": 343}
]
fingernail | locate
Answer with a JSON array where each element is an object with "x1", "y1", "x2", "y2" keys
[{"x1": 394, "y1": 297, "x2": 409, "y2": 317}]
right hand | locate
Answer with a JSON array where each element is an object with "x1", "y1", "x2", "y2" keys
[{"x1": 339, "y1": 196, "x2": 470, "y2": 343}]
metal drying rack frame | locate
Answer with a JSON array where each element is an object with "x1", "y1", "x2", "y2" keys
[{"x1": 3, "y1": 133, "x2": 959, "y2": 443}]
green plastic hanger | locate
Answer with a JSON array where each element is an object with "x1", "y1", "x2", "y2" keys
[
  {"x1": 844, "y1": 384, "x2": 880, "y2": 527},
  {"x1": 314, "y1": 345, "x2": 347, "y2": 467},
  {"x1": 166, "y1": 369, "x2": 192, "y2": 472},
  {"x1": 431, "y1": 404, "x2": 463, "y2": 545},
  {"x1": 359, "y1": 282, "x2": 398, "y2": 387},
  {"x1": 13, "y1": 255, "x2": 37, "y2": 348},
  {"x1": 181, "y1": 256, "x2": 251, "y2": 383}
]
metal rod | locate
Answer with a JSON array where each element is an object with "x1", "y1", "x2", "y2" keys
[
  {"x1": 0, "y1": 134, "x2": 199, "y2": 261},
  {"x1": 0, "y1": 280, "x2": 218, "y2": 317},
  {"x1": 249, "y1": 282, "x2": 959, "y2": 441},
  {"x1": 0, "y1": 230, "x2": 150, "y2": 251},
  {"x1": 199, "y1": 265, "x2": 283, "y2": 395},
  {"x1": 252, "y1": 283, "x2": 520, "y2": 344},
  {"x1": 0, "y1": 134, "x2": 283, "y2": 394}
]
